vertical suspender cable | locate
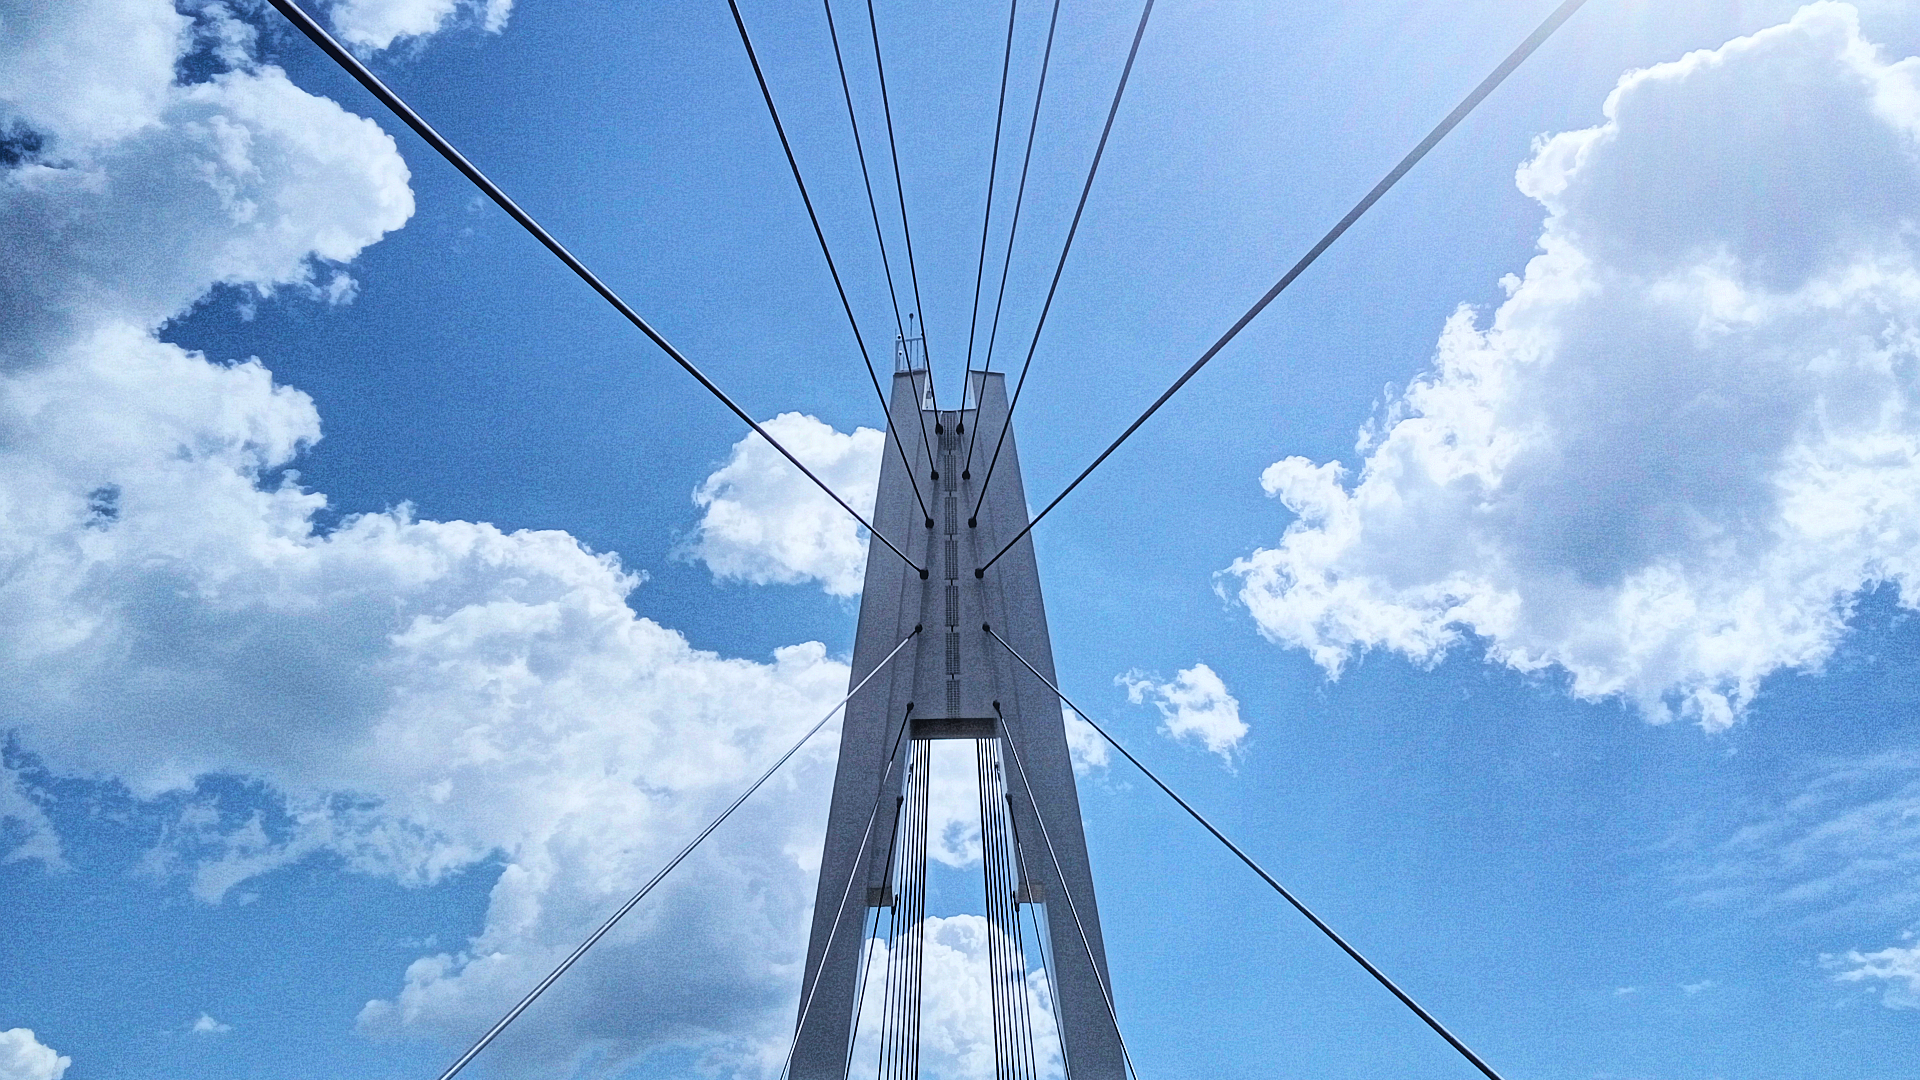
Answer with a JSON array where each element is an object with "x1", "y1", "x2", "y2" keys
[
  {"x1": 986, "y1": 740, "x2": 1041, "y2": 1080},
  {"x1": 975, "y1": 742, "x2": 1003, "y2": 1078},
  {"x1": 906, "y1": 741, "x2": 932, "y2": 1080},
  {"x1": 978, "y1": 739, "x2": 1017, "y2": 1080},
  {"x1": 871, "y1": 793, "x2": 905, "y2": 1080},
  {"x1": 993, "y1": 703, "x2": 1140, "y2": 1080}
]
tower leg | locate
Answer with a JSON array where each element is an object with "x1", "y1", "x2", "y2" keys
[{"x1": 792, "y1": 368, "x2": 1122, "y2": 1078}]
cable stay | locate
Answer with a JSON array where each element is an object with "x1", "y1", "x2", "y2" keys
[
  {"x1": 984, "y1": 624, "x2": 1510, "y2": 1080},
  {"x1": 262, "y1": 0, "x2": 925, "y2": 578},
  {"x1": 842, "y1": 903, "x2": 884, "y2": 1073},
  {"x1": 993, "y1": 700, "x2": 1141, "y2": 1080},
  {"x1": 429, "y1": 627, "x2": 920, "y2": 1080},
  {"x1": 269, "y1": 0, "x2": 1601, "y2": 1073},
  {"x1": 778, "y1": 698, "x2": 923, "y2": 1080},
  {"x1": 968, "y1": 0, "x2": 1158, "y2": 529},
  {"x1": 864, "y1": 0, "x2": 938, "y2": 413},
  {"x1": 724, "y1": 0, "x2": 937, "y2": 530},
  {"x1": 963, "y1": 0, "x2": 1066, "y2": 482},
  {"x1": 822, "y1": 0, "x2": 941, "y2": 483},
  {"x1": 960, "y1": 0, "x2": 1023, "y2": 384},
  {"x1": 977, "y1": 0, "x2": 1592, "y2": 577},
  {"x1": 823, "y1": 0, "x2": 908, "y2": 343}
]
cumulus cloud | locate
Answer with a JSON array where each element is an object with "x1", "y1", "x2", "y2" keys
[
  {"x1": 327, "y1": 0, "x2": 514, "y2": 54},
  {"x1": 1224, "y1": 3, "x2": 1920, "y2": 729},
  {"x1": 687, "y1": 413, "x2": 884, "y2": 598},
  {"x1": 1, "y1": 1, "x2": 856, "y2": 1073},
  {"x1": 1828, "y1": 938, "x2": 1920, "y2": 1008},
  {"x1": 926, "y1": 740, "x2": 983, "y2": 869},
  {"x1": 1063, "y1": 705, "x2": 1110, "y2": 774},
  {"x1": 1118, "y1": 664, "x2": 1246, "y2": 759},
  {"x1": 0, "y1": 1030, "x2": 69, "y2": 1080},
  {"x1": 849, "y1": 915, "x2": 1064, "y2": 1080},
  {"x1": 0, "y1": 3, "x2": 413, "y2": 365},
  {"x1": 189, "y1": 1014, "x2": 231, "y2": 1035}
]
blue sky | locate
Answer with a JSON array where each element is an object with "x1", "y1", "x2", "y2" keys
[{"x1": 7, "y1": 0, "x2": 1920, "y2": 1078}]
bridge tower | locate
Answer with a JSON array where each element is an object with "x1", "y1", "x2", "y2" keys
[{"x1": 790, "y1": 347, "x2": 1124, "y2": 1079}]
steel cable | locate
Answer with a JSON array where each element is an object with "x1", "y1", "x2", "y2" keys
[
  {"x1": 842, "y1": 904, "x2": 883, "y2": 1078},
  {"x1": 724, "y1": 0, "x2": 936, "y2": 530},
  {"x1": 822, "y1": 0, "x2": 941, "y2": 480},
  {"x1": 781, "y1": 699, "x2": 921, "y2": 1080},
  {"x1": 985, "y1": 624, "x2": 1512, "y2": 1080},
  {"x1": 963, "y1": 0, "x2": 1064, "y2": 482},
  {"x1": 864, "y1": 0, "x2": 937, "y2": 412},
  {"x1": 969, "y1": 0, "x2": 1157, "y2": 527},
  {"x1": 977, "y1": 0, "x2": 1592, "y2": 576},
  {"x1": 962, "y1": 0, "x2": 1023, "y2": 382},
  {"x1": 428, "y1": 627, "x2": 920, "y2": 1080},
  {"x1": 263, "y1": 0, "x2": 923, "y2": 577},
  {"x1": 822, "y1": 0, "x2": 907, "y2": 343},
  {"x1": 992, "y1": 700, "x2": 1140, "y2": 1080}
]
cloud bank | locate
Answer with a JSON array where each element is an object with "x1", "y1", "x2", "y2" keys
[
  {"x1": 0, "y1": 1, "x2": 853, "y2": 1073},
  {"x1": 688, "y1": 412, "x2": 884, "y2": 598},
  {"x1": 1225, "y1": 3, "x2": 1920, "y2": 729}
]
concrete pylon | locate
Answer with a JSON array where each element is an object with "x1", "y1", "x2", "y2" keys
[{"x1": 790, "y1": 362, "x2": 1123, "y2": 1078}]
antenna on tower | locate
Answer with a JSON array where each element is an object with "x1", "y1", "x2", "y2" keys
[{"x1": 894, "y1": 315, "x2": 931, "y2": 409}]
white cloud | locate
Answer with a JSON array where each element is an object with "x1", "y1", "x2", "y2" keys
[
  {"x1": 926, "y1": 740, "x2": 982, "y2": 869},
  {"x1": 0, "y1": 762, "x2": 63, "y2": 868},
  {"x1": 0, "y1": 2, "x2": 858, "y2": 1074},
  {"x1": 326, "y1": 0, "x2": 514, "y2": 54},
  {"x1": 1063, "y1": 705, "x2": 1110, "y2": 774},
  {"x1": 849, "y1": 915, "x2": 1064, "y2": 1080},
  {"x1": 1118, "y1": 664, "x2": 1246, "y2": 760},
  {"x1": 687, "y1": 413, "x2": 884, "y2": 598},
  {"x1": 1828, "y1": 937, "x2": 1920, "y2": 1008},
  {"x1": 0, "y1": 0, "x2": 186, "y2": 149},
  {"x1": 0, "y1": 10, "x2": 414, "y2": 366},
  {"x1": 1687, "y1": 751, "x2": 1920, "y2": 921},
  {"x1": 1223, "y1": 3, "x2": 1920, "y2": 730},
  {"x1": 0, "y1": 1030, "x2": 69, "y2": 1080},
  {"x1": 189, "y1": 1014, "x2": 231, "y2": 1035}
]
